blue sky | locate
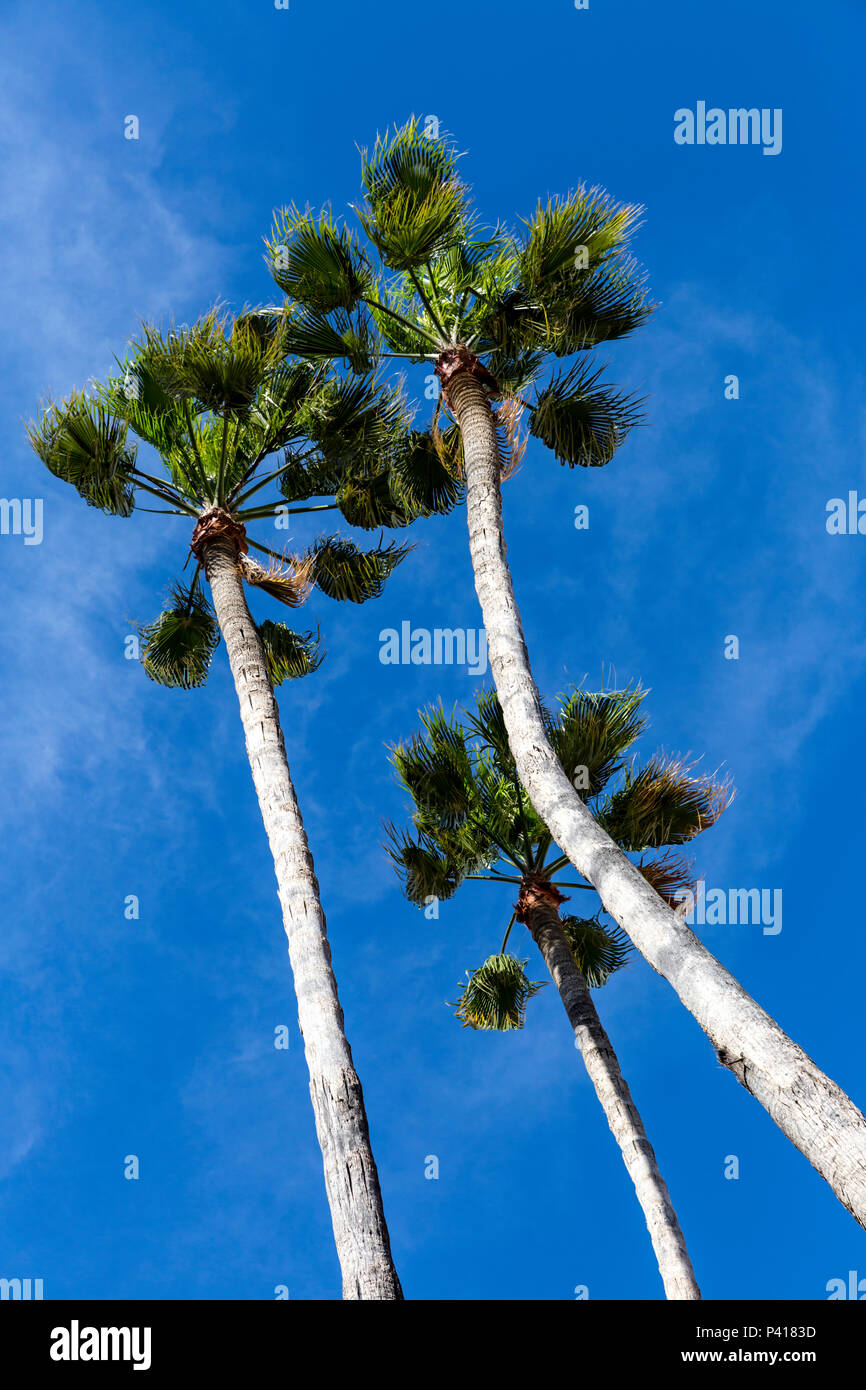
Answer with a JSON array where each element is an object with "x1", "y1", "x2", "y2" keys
[{"x1": 1, "y1": 0, "x2": 865, "y2": 1300}]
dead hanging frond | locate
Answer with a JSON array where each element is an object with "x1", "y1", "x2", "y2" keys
[
  {"x1": 431, "y1": 405, "x2": 464, "y2": 480},
  {"x1": 239, "y1": 550, "x2": 315, "y2": 608},
  {"x1": 636, "y1": 850, "x2": 696, "y2": 911},
  {"x1": 494, "y1": 394, "x2": 529, "y2": 482}
]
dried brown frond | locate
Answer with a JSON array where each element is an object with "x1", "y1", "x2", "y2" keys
[
  {"x1": 636, "y1": 851, "x2": 696, "y2": 910},
  {"x1": 432, "y1": 410, "x2": 464, "y2": 480},
  {"x1": 238, "y1": 551, "x2": 315, "y2": 608},
  {"x1": 495, "y1": 394, "x2": 529, "y2": 482}
]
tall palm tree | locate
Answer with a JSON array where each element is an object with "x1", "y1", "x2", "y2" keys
[
  {"x1": 263, "y1": 118, "x2": 866, "y2": 1229},
  {"x1": 28, "y1": 306, "x2": 460, "y2": 1299},
  {"x1": 387, "y1": 683, "x2": 717, "y2": 1300}
]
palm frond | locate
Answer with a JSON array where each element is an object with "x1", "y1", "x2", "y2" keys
[
  {"x1": 636, "y1": 851, "x2": 696, "y2": 910},
  {"x1": 560, "y1": 917, "x2": 631, "y2": 987},
  {"x1": 258, "y1": 619, "x2": 323, "y2": 684},
  {"x1": 27, "y1": 392, "x2": 137, "y2": 516},
  {"x1": 549, "y1": 684, "x2": 648, "y2": 798},
  {"x1": 336, "y1": 470, "x2": 412, "y2": 529},
  {"x1": 529, "y1": 360, "x2": 644, "y2": 467},
  {"x1": 307, "y1": 534, "x2": 410, "y2": 602},
  {"x1": 239, "y1": 552, "x2": 315, "y2": 608},
  {"x1": 390, "y1": 716, "x2": 476, "y2": 830},
  {"x1": 384, "y1": 823, "x2": 464, "y2": 903},
  {"x1": 267, "y1": 207, "x2": 370, "y2": 312},
  {"x1": 598, "y1": 756, "x2": 734, "y2": 850},
  {"x1": 279, "y1": 305, "x2": 376, "y2": 375},
  {"x1": 299, "y1": 372, "x2": 410, "y2": 472},
  {"x1": 388, "y1": 430, "x2": 464, "y2": 515},
  {"x1": 139, "y1": 580, "x2": 220, "y2": 688},
  {"x1": 513, "y1": 189, "x2": 643, "y2": 293},
  {"x1": 358, "y1": 118, "x2": 468, "y2": 272},
  {"x1": 451, "y1": 953, "x2": 546, "y2": 1030}
]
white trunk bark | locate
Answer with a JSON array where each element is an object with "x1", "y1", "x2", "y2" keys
[
  {"x1": 448, "y1": 369, "x2": 866, "y2": 1230},
  {"x1": 525, "y1": 895, "x2": 700, "y2": 1299},
  {"x1": 203, "y1": 538, "x2": 403, "y2": 1299}
]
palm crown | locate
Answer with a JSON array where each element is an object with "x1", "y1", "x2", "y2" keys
[
  {"x1": 387, "y1": 684, "x2": 732, "y2": 1030},
  {"x1": 265, "y1": 117, "x2": 652, "y2": 471},
  {"x1": 27, "y1": 306, "x2": 461, "y2": 688}
]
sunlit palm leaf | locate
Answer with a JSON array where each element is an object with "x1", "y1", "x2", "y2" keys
[
  {"x1": 452, "y1": 953, "x2": 546, "y2": 1030},
  {"x1": 307, "y1": 534, "x2": 410, "y2": 602},
  {"x1": 548, "y1": 685, "x2": 648, "y2": 798},
  {"x1": 268, "y1": 207, "x2": 370, "y2": 312},
  {"x1": 358, "y1": 118, "x2": 467, "y2": 271},
  {"x1": 139, "y1": 580, "x2": 220, "y2": 689},
  {"x1": 561, "y1": 917, "x2": 631, "y2": 987},
  {"x1": 598, "y1": 756, "x2": 733, "y2": 850},
  {"x1": 258, "y1": 619, "x2": 323, "y2": 684},
  {"x1": 529, "y1": 360, "x2": 644, "y2": 467},
  {"x1": 27, "y1": 392, "x2": 137, "y2": 516}
]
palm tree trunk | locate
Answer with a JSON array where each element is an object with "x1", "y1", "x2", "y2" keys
[
  {"x1": 446, "y1": 367, "x2": 866, "y2": 1230},
  {"x1": 203, "y1": 537, "x2": 403, "y2": 1300},
  {"x1": 522, "y1": 891, "x2": 700, "y2": 1299}
]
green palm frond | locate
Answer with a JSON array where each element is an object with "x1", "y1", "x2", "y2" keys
[
  {"x1": 267, "y1": 207, "x2": 371, "y2": 312},
  {"x1": 140, "y1": 310, "x2": 278, "y2": 415},
  {"x1": 139, "y1": 580, "x2": 220, "y2": 688},
  {"x1": 390, "y1": 718, "x2": 476, "y2": 830},
  {"x1": 384, "y1": 823, "x2": 463, "y2": 903},
  {"x1": 388, "y1": 431, "x2": 464, "y2": 516},
  {"x1": 258, "y1": 619, "x2": 323, "y2": 684},
  {"x1": 300, "y1": 372, "x2": 409, "y2": 472},
  {"x1": 465, "y1": 687, "x2": 514, "y2": 769},
  {"x1": 243, "y1": 359, "x2": 319, "y2": 457},
  {"x1": 512, "y1": 190, "x2": 643, "y2": 294},
  {"x1": 336, "y1": 470, "x2": 412, "y2": 529},
  {"x1": 307, "y1": 534, "x2": 410, "y2": 602},
  {"x1": 27, "y1": 392, "x2": 137, "y2": 516},
  {"x1": 598, "y1": 756, "x2": 733, "y2": 850},
  {"x1": 529, "y1": 360, "x2": 644, "y2": 467},
  {"x1": 276, "y1": 448, "x2": 343, "y2": 503},
  {"x1": 280, "y1": 306, "x2": 376, "y2": 375},
  {"x1": 365, "y1": 274, "x2": 436, "y2": 355},
  {"x1": 101, "y1": 357, "x2": 189, "y2": 460},
  {"x1": 452, "y1": 953, "x2": 546, "y2": 1030},
  {"x1": 543, "y1": 256, "x2": 653, "y2": 353},
  {"x1": 549, "y1": 685, "x2": 648, "y2": 798},
  {"x1": 358, "y1": 118, "x2": 468, "y2": 272},
  {"x1": 561, "y1": 917, "x2": 632, "y2": 987},
  {"x1": 482, "y1": 347, "x2": 545, "y2": 396}
]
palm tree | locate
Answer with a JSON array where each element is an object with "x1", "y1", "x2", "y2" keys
[
  {"x1": 27, "y1": 306, "x2": 461, "y2": 1299},
  {"x1": 262, "y1": 118, "x2": 866, "y2": 1230},
  {"x1": 387, "y1": 683, "x2": 715, "y2": 1300}
]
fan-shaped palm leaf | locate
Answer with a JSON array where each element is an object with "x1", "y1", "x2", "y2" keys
[
  {"x1": 258, "y1": 619, "x2": 323, "y2": 684},
  {"x1": 268, "y1": 207, "x2": 371, "y2": 312},
  {"x1": 452, "y1": 953, "x2": 546, "y2": 1030},
  {"x1": 139, "y1": 580, "x2": 220, "y2": 688},
  {"x1": 529, "y1": 361, "x2": 644, "y2": 467},
  {"x1": 598, "y1": 756, "x2": 733, "y2": 850},
  {"x1": 561, "y1": 916, "x2": 632, "y2": 988},
  {"x1": 307, "y1": 534, "x2": 410, "y2": 602},
  {"x1": 27, "y1": 392, "x2": 137, "y2": 516}
]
